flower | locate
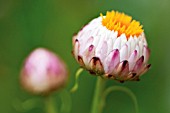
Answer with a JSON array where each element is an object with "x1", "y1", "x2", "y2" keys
[
  {"x1": 72, "y1": 10, "x2": 151, "y2": 82},
  {"x1": 20, "y1": 48, "x2": 68, "y2": 94}
]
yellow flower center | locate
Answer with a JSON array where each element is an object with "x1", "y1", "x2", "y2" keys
[{"x1": 101, "y1": 11, "x2": 143, "y2": 39}]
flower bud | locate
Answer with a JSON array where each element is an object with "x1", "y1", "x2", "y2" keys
[
  {"x1": 20, "y1": 48, "x2": 68, "y2": 94},
  {"x1": 72, "y1": 10, "x2": 151, "y2": 82}
]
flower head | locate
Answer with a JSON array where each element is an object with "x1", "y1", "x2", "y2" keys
[
  {"x1": 20, "y1": 48, "x2": 68, "y2": 94},
  {"x1": 72, "y1": 10, "x2": 151, "y2": 82}
]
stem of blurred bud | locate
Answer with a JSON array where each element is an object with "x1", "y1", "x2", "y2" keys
[
  {"x1": 90, "y1": 76, "x2": 106, "y2": 113},
  {"x1": 44, "y1": 95, "x2": 58, "y2": 113}
]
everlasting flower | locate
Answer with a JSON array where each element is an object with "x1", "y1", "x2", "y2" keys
[
  {"x1": 20, "y1": 48, "x2": 68, "y2": 94},
  {"x1": 72, "y1": 10, "x2": 151, "y2": 82}
]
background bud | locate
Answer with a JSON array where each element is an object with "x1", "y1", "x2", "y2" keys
[{"x1": 20, "y1": 48, "x2": 68, "y2": 94}]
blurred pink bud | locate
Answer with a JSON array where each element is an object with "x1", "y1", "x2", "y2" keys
[{"x1": 20, "y1": 48, "x2": 68, "y2": 94}]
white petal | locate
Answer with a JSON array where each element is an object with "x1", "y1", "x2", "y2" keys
[
  {"x1": 120, "y1": 34, "x2": 127, "y2": 48},
  {"x1": 130, "y1": 38, "x2": 136, "y2": 53},
  {"x1": 106, "y1": 37, "x2": 113, "y2": 56},
  {"x1": 134, "y1": 36, "x2": 139, "y2": 44},
  {"x1": 111, "y1": 31, "x2": 118, "y2": 45},
  {"x1": 126, "y1": 41, "x2": 131, "y2": 58},
  {"x1": 139, "y1": 41, "x2": 144, "y2": 57},
  {"x1": 113, "y1": 37, "x2": 121, "y2": 50},
  {"x1": 120, "y1": 44, "x2": 128, "y2": 62},
  {"x1": 96, "y1": 41, "x2": 108, "y2": 63},
  {"x1": 96, "y1": 36, "x2": 105, "y2": 55}
]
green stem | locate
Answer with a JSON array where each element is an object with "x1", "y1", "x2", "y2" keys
[
  {"x1": 70, "y1": 68, "x2": 84, "y2": 92},
  {"x1": 44, "y1": 96, "x2": 57, "y2": 113},
  {"x1": 91, "y1": 76, "x2": 106, "y2": 113},
  {"x1": 59, "y1": 89, "x2": 72, "y2": 113},
  {"x1": 101, "y1": 86, "x2": 139, "y2": 113}
]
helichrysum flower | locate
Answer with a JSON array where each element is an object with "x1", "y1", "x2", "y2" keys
[
  {"x1": 20, "y1": 48, "x2": 68, "y2": 94},
  {"x1": 72, "y1": 10, "x2": 151, "y2": 82}
]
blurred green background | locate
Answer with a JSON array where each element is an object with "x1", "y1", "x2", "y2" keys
[{"x1": 0, "y1": 0, "x2": 170, "y2": 113}]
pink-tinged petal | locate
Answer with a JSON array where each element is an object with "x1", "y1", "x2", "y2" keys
[
  {"x1": 133, "y1": 56, "x2": 144, "y2": 73},
  {"x1": 84, "y1": 36, "x2": 94, "y2": 49},
  {"x1": 104, "y1": 49, "x2": 120, "y2": 73},
  {"x1": 79, "y1": 32, "x2": 93, "y2": 54},
  {"x1": 83, "y1": 45, "x2": 95, "y2": 68},
  {"x1": 101, "y1": 41, "x2": 108, "y2": 57},
  {"x1": 89, "y1": 57, "x2": 104, "y2": 75},
  {"x1": 73, "y1": 39, "x2": 79, "y2": 61},
  {"x1": 120, "y1": 44, "x2": 128, "y2": 62},
  {"x1": 135, "y1": 45, "x2": 140, "y2": 60},
  {"x1": 89, "y1": 45, "x2": 94, "y2": 52},
  {"x1": 138, "y1": 64, "x2": 151, "y2": 76},
  {"x1": 128, "y1": 50, "x2": 138, "y2": 71},
  {"x1": 126, "y1": 72, "x2": 138, "y2": 81},
  {"x1": 72, "y1": 35, "x2": 77, "y2": 45},
  {"x1": 115, "y1": 60, "x2": 129, "y2": 77},
  {"x1": 79, "y1": 36, "x2": 94, "y2": 65},
  {"x1": 143, "y1": 45, "x2": 150, "y2": 63},
  {"x1": 77, "y1": 56, "x2": 85, "y2": 67},
  {"x1": 120, "y1": 61, "x2": 129, "y2": 76},
  {"x1": 79, "y1": 36, "x2": 93, "y2": 55}
]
